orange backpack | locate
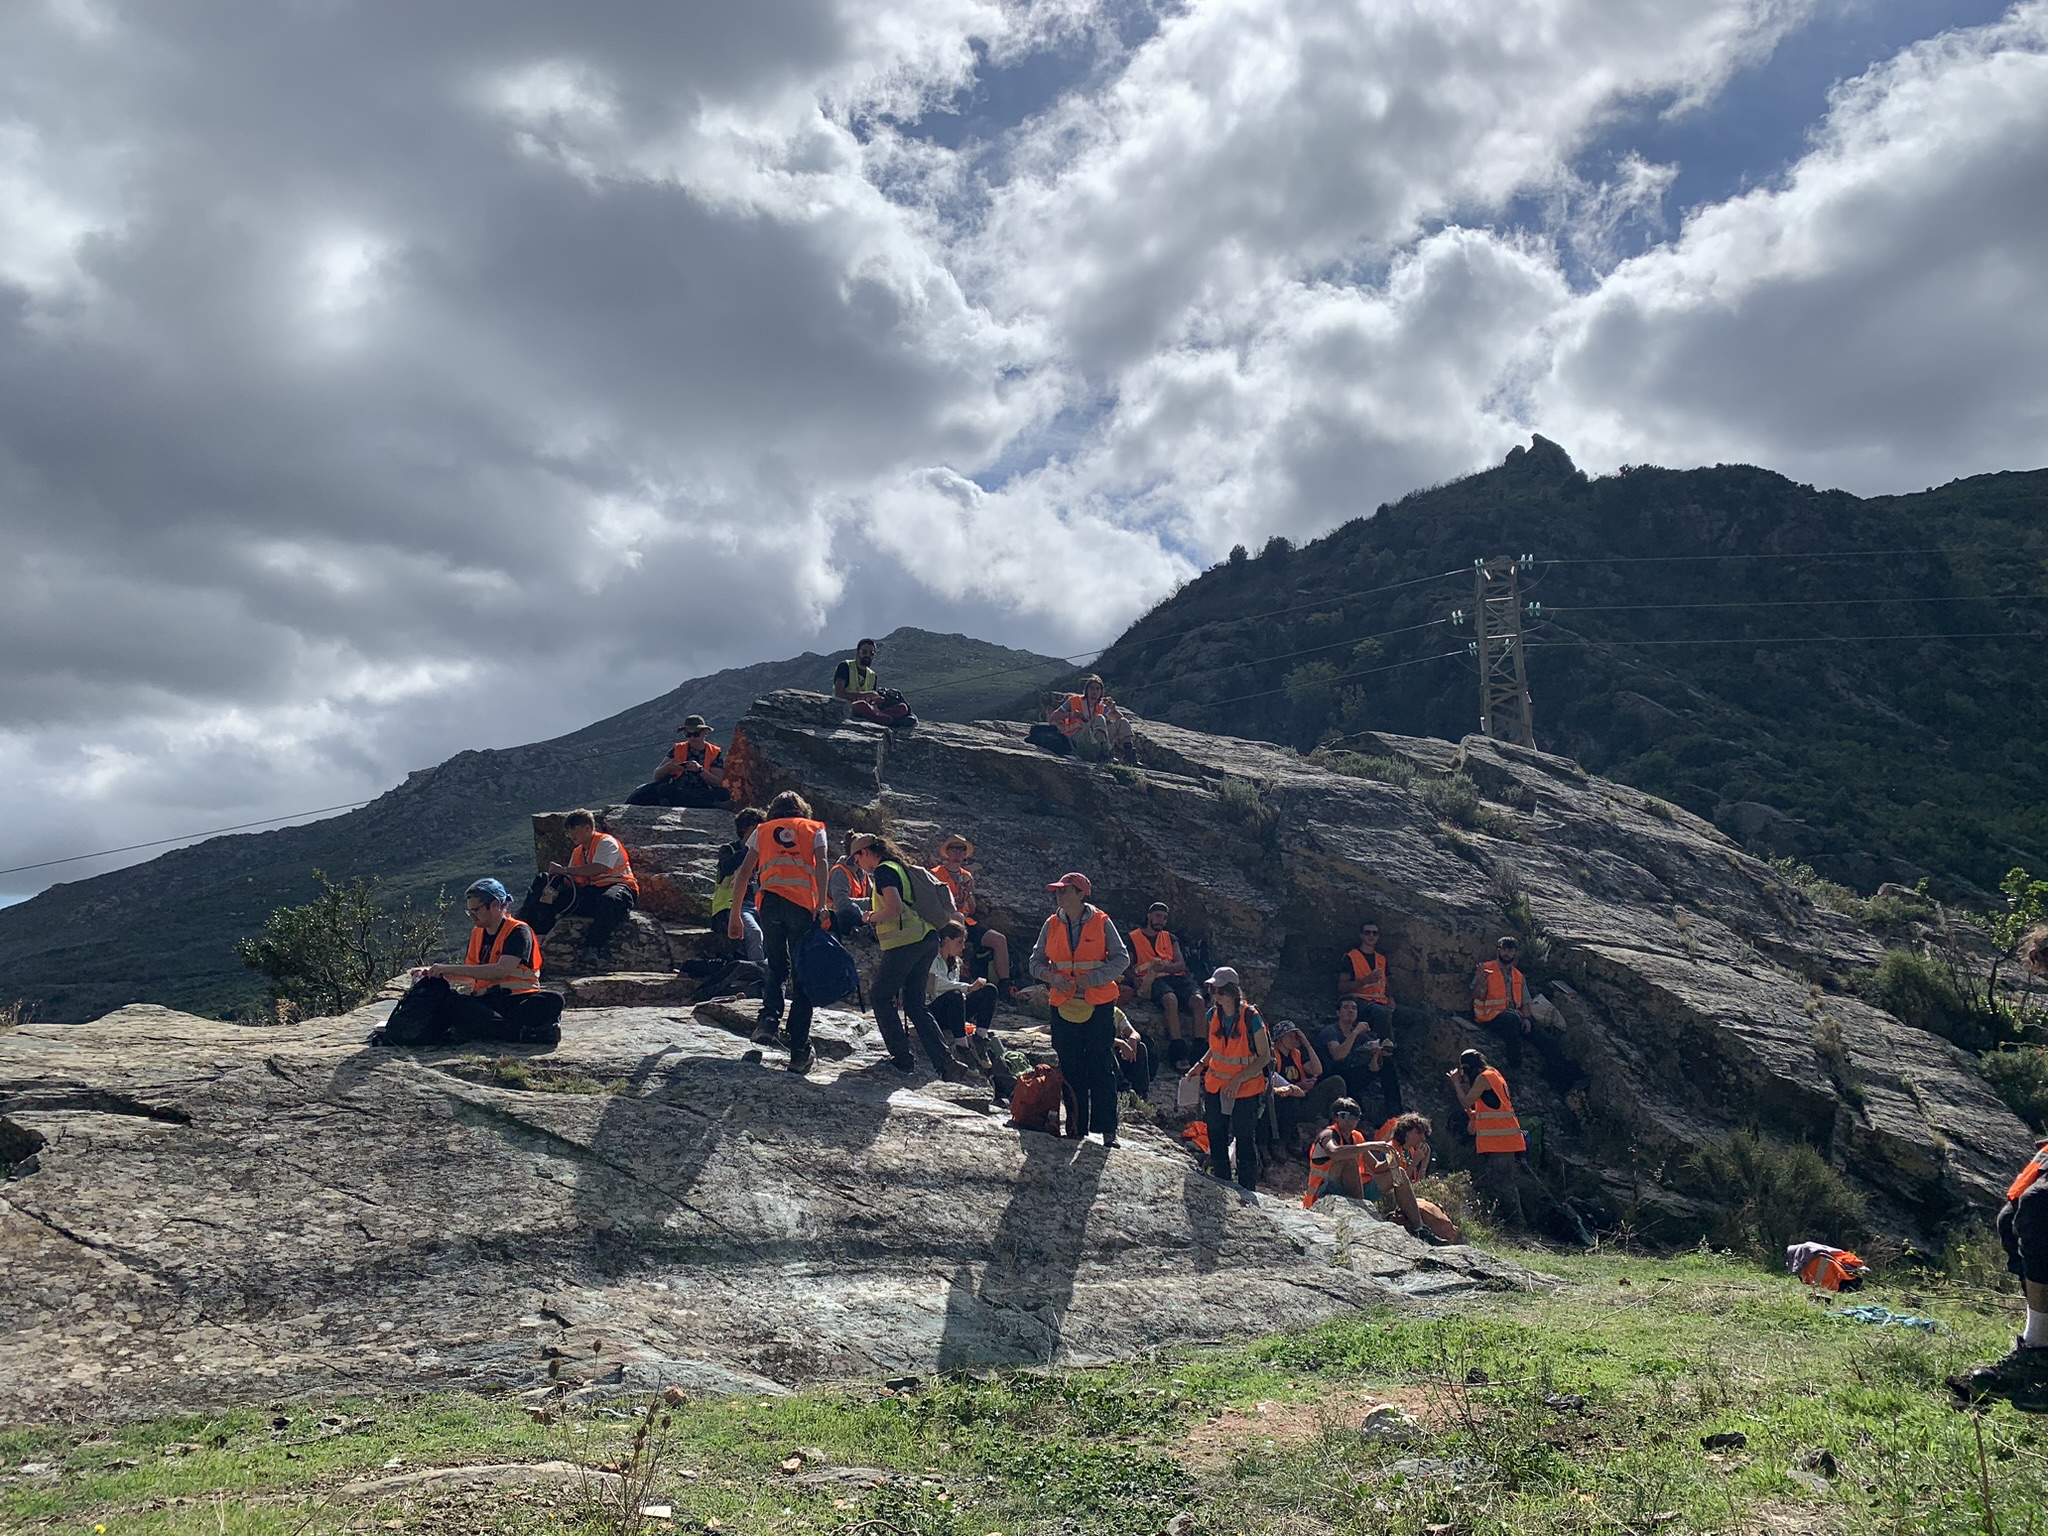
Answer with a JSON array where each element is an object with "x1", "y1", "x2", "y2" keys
[{"x1": 1008, "y1": 1064, "x2": 1066, "y2": 1135}]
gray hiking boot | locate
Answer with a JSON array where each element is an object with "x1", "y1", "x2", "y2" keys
[{"x1": 1948, "y1": 1341, "x2": 2048, "y2": 1411}]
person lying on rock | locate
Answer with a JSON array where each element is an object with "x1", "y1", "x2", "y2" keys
[
  {"x1": 1472, "y1": 935, "x2": 1530, "y2": 1066},
  {"x1": 1131, "y1": 901, "x2": 1198, "y2": 1067},
  {"x1": 625, "y1": 715, "x2": 730, "y2": 807},
  {"x1": 381, "y1": 878, "x2": 564, "y2": 1049},
  {"x1": 518, "y1": 809, "x2": 639, "y2": 957},
  {"x1": 728, "y1": 791, "x2": 829, "y2": 1073},
  {"x1": 930, "y1": 834, "x2": 1016, "y2": 999},
  {"x1": 1043, "y1": 674, "x2": 1138, "y2": 765},
  {"x1": 1336, "y1": 919, "x2": 1402, "y2": 1108},
  {"x1": 1448, "y1": 1048, "x2": 1526, "y2": 1228},
  {"x1": 1030, "y1": 871, "x2": 1131, "y2": 1148},
  {"x1": 1949, "y1": 922, "x2": 2048, "y2": 1412},
  {"x1": 1184, "y1": 968, "x2": 1271, "y2": 1190}
]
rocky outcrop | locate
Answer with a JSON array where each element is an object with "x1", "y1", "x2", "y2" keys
[
  {"x1": 659, "y1": 691, "x2": 2026, "y2": 1241},
  {"x1": 0, "y1": 1000, "x2": 1518, "y2": 1422}
]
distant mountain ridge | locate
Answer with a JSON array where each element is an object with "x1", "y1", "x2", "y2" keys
[
  {"x1": 0, "y1": 629, "x2": 1068, "y2": 1021},
  {"x1": 1093, "y1": 438, "x2": 2048, "y2": 896}
]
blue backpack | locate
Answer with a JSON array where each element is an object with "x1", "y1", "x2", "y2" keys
[{"x1": 795, "y1": 925, "x2": 864, "y2": 1010}]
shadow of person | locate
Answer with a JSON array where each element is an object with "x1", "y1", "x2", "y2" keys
[
  {"x1": 1181, "y1": 1164, "x2": 1232, "y2": 1275},
  {"x1": 935, "y1": 1132, "x2": 1110, "y2": 1371}
]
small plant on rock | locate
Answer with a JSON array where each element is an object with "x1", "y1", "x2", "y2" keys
[{"x1": 1422, "y1": 772, "x2": 1480, "y2": 825}]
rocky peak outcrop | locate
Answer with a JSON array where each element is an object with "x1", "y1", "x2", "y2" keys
[{"x1": 656, "y1": 690, "x2": 2023, "y2": 1241}]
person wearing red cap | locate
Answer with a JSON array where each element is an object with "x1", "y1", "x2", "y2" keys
[{"x1": 1029, "y1": 872, "x2": 1131, "y2": 1147}]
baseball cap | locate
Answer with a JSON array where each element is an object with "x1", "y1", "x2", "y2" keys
[{"x1": 1045, "y1": 872, "x2": 1092, "y2": 896}]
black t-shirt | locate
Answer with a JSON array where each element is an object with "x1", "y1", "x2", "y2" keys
[
  {"x1": 871, "y1": 862, "x2": 907, "y2": 899},
  {"x1": 835, "y1": 659, "x2": 877, "y2": 692},
  {"x1": 476, "y1": 922, "x2": 535, "y2": 989},
  {"x1": 716, "y1": 840, "x2": 748, "y2": 882}
]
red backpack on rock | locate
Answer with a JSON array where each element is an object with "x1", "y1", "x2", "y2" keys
[{"x1": 1008, "y1": 1064, "x2": 1065, "y2": 1134}]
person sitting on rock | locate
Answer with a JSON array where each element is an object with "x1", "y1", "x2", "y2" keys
[
  {"x1": 1448, "y1": 1048, "x2": 1525, "y2": 1227},
  {"x1": 1368, "y1": 1112, "x2": 1461, "y2": 1243},
  {"x1": 1472, "y1": 935, "x2": 1530, "y2": 1066},
  {"x1": 518, "y1": 809, "x2": 639, "y2": 957},
  {"x1": 1309, "y1": 996, "x2": 1395, "y2": 1126},
  {"x1": 1303, "y1": 1098, "x2": 1376, "y2": 1209},
  {"x1": 625, "y1": 716, "x2": 731, "y2": 807},
  {"x1": 1131, "y1": 902, "x2": 1198, "y2": 1066},
  {"x1": 834, "y1": 637, "x2": 914, "y2": 728},
  {"x1": 1112, "y1": 1006, "x2": 1155, "y2": 1098},
  {"x1": 1030, "y1": 871, "x2": 1131, "y2": 1148},
  {"x1": 1949, "y1": 922, "x2": 2048, "y2": 1411},
  {"x1": 1183, "y1": 967, "x2": 1271, "y2": 1190},
  {"x1": 710, "y1": 807, "x2": 766, "y2": 967},
  {"x1": 1043, "y1": 674, "x2": 1137, "y2": 764},
  {"x1": 928, "y1": 919, "x2": 1003, "y2": 1082},
  {"x1": 852, "y1": 833, "x2": 958, "y2": 1078},
  {"x1": 827, "y1": 831, "x2": 874, "y2": 942},
  {"x1": 383, "y1": 878, "x2": 564, "y2": 1049},
  {"x1": 726, "y1": 790, "x2": 829, "y2": 1072},
  {"x1": 1266, "y1": 1019, "x2": 1323, "y2": 1157},
  {"x1": 1336, "y1": 919, "x2": 1402, "y2": 1108},
  {"x1": 930, "y1": 834, "x2": 1015, "y2": 997}
]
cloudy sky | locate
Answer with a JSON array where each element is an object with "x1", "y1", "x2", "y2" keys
[{"x1": 1, "y1": 0, "x2": 2043, "y2": 898}]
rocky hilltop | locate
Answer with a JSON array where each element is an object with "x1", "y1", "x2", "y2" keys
[{"x1": 678, "y1": 691, "x2": 2021, "y2": 1238}]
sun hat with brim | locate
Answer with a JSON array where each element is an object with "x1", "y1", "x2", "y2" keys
[
  {"x1": 1046, "y1": 872, "x2": 1092, "y2": 896},
  {"x1": 940, "y1": 834, "x2": 975, "y2": 858},
  {"x1": 1206, "y1": 965, "x2": 1241, "y2": 988},
  {"x1": 677, "y1": 715, "x2": 709, "y2": 732}
]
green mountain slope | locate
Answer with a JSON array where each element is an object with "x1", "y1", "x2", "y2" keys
[
  {"x1": 1094, "y1": 438, "x2": 2048, "y2": 896},
  {"x1": 0, "y1": 629, "x2": 1066, "y2": 1022}
]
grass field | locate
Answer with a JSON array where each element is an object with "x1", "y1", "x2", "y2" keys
[{"x1": 4, "y1": 1247, "x2": 2043, "y2": 1536}]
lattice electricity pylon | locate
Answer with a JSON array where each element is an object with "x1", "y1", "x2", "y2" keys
[{"x1": 1471, "y1": 555, "x2": 1535, "y2": 747}]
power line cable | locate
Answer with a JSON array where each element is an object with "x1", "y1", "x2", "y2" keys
[
  {"x1": 1533, "y1": 546, "x2": 1970, "y2": 567},
  {"x1": 1529, "y1": 631, "x2": 2041, "y2": 650},
  {"x1": 1544, "y1": 593, "x2": 2048, "y2": 615},
  {"x1": 0, "y1": 801, "x2": 377, "y2": 879}
]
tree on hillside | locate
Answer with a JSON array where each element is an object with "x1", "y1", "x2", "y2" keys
[{"x1": 236, "y1": 871, "x2": 444, "y2": 1022}]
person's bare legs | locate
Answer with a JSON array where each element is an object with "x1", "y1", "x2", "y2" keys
[{"x1": 980, "y1": 928, "x2": 1011, "y2": 984}]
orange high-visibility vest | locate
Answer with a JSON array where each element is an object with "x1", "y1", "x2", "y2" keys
[
  {"x1": 833, "y1": 859, "x2": 870, "y2": 901},
  {"x1": 1375, "y1": 1118, "x2": 1426, "y2": 1183},
  {"x1": 569, "y1": 832, "x2": 639, "y2": 896},
  {"x1": 1342, "y1": 948, "x2": 1390, "y2": 1005},
  {"x1": 930, "y1": 864, "x2": 976, "y2": 915},
  {"x1": 1473, "y1": 960, "x2": 1526, "y2": 1022},
  {"x1": 669, "y1": 740, "x2": 722, "y2": 772},
  {"x1": 754, "y1": 817, "x2": 824, "y2": 911},
  {"x1": 1798, "y1": 1249, "x2": 1868, "y2": 1291},
  {"x1": 1467, "y1": 1066, "x2": 1526, "y2": 1153},
  {"x1": 1053, "y1": 693, "x2": 1105, "y2": 738},
  {"x1": 465, "y1": 918, "x2": 541, "y2": 995},
  {"x1": 1304, "y1": 1124, "x2": 1366, "y2": 1208},
  {"x1": 1132, "y1": 927, "x2": 1177, "y2": 970},
  {"x1": 1044, "y1": 909, "x2": 1120, "y2": 1008},
  {"x1": 1274, "y1": 1032, "x2": 1315, "y2": 1084},
  {"x1": 1181, "y1": 1121, "x2": 1211, "y2": 1156},
  {"x1": 1203, "y1": 1003, "x2": 1267, "y2": 1096},
  {"x1": 2009, "y1": 1142, "x2": 2048, "y2": 1202}
]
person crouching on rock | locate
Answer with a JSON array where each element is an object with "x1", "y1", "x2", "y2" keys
[
  {"x1": 382, "y1": 879, "x2": 564, "y2": 1049},
  {"x1": 626, "y1": 715, "x2": 730, "y2": 807},
  {"x1": 1030, "y1": 871, "x2": 1130, "y2": 1148},
  {"x1": 851, "y1": 833, "x2": 957, "y2": 1079},
  {"x1": 1185, "y1": 967, "x2": 1271, "y2": 1190},
  {"x1": 518, "y1": 809, "x2": 639, "y2": 957}
]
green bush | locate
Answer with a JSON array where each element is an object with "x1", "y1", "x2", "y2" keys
[
  {"x1": 1982, "y1": 1045, "x2": 2048, "y2": 1132},
  {"x1": 1326, "y1": 752, "x2": 1415, "y2": 788},
  {"x1": 1854, "y1": 949, "x2": 1999, "y2": 1052},
  {"x1": 1687, "y1": 1130, "x2": 1866, "y2": 1261},
  {"x1": 235, "y1": 870, "x2": 444, "y2": 1022},
  {"x1": 1422, "y1": 772, "x2": 1480, "y2": 825}
]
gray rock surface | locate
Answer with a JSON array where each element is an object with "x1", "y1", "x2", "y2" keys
[
  {"x1": 0, "y1": 1000, "x2": 1515, "y2": 1422},
  {"x1": 682, "y1": 691, "x2": 2031, "y2": 1240}
]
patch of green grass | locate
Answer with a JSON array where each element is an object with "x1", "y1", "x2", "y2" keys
[{"x1": 7, "y1": 1249, "x2": 2046, "y2": 1535}]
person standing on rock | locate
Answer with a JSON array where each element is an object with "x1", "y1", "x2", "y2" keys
[
  {"x1": 387, "y1": 878, "x2": 564, "y2": 1048},
  {"x1": 1185, "y1": 968, "x2": 1272, "y2": 1191},
  {"x1": 1949, "y1": 922, "x2": 2048, "y2": 1412},
  {"x1": 852, "y1": 834, "x2": 958, "y2": 1078},
  {"x1": 1131, "y1": 902, "x2": 1198, "y2": 1066},
  {"x1": 1472, "y1": 936, "x2": 1531, "y2": 1067},
  {"x1": 1336, "y1": 920, "x2": 1402, "y2": 1109},
  {"x1": 519, "y1": 809, "x2": 639, "y2": 957},
  {"x1": 727, "y1": 791, "x2": 828, "y2": 1072},
  {"x1": 1030, "y1": 872, "x2": 1131, "y2": 1147},
  {"x1": 1448, "y1": 1048, "x2": 1525, "y2": 1227},
  {"x1": 930, "y1": 834, "x2": 1015, "y2": 999},
  {"x1": 625, "y1": 716, "x2": 730, "y2": 808}
]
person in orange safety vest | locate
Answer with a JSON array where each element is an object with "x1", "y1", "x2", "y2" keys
[
  {"x1": 1133, "y1": 902, "x2": 1199, "y2": 1066},
  {"x1": 1182, "y1": 968, "x2": 1272, "y2": 1191},
  {"x1": 725, "y1": 790, "x2": 829, "y2": 1073},
  {"x1": 1044, "y1": 674, "x2": 1138, "y2": 765},
  {"x1": 625, "y1": 715, "x2": 730, "y2": 807},
  {"x1": 517, "y1": 808, "x2": 639, "y2": 955},
  {"x1": 386, "y1": 877, "x2": 564, "y2": 1048},
  {"x1": 1029, "y1": 871, "x2": 1131, "y2": 1148},
  {"x1": 1471, "y1": 935, "x2": 1532, "y2": 1067},
  {"x1": 1448, "y1": 1048, "x2": 1525, "y2": 1227}
]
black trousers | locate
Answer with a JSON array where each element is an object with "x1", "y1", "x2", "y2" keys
[
  {"x1": 1051, "y1": 1004, "x2": 1119, "y2": 1140},
  {"x1": 931, "y1": 985, "x2": 997, "y2": 1038},
  {"x1": 756, "y1": 893, "x2": 818, "y2": 1055},
  {"x1": 519, "y1": 876, "x2": 635, "y2": 951},
  {"x1": 383, "y1": 976, "x2": 563, "y2": 1049},
  {"x1": 2000, "y1": 1181, "x2": 2048, "y2": 1285},
  {"x1": 626, "y1": 774, "x2": 731, "y2": 808},
  {"x1": 1486, "y1": 1008, "x2": 1529, "y2": 1069},
  {"x1": 1204, "y1": 1087, "x2": 1262, "y2": 1189},
  {"x1": 873, "y1": 933, "x2": 951, "y2": 1074},
  {"x1": 1117, "y1": 1037, "x2": 1154, "y2": 1098}
]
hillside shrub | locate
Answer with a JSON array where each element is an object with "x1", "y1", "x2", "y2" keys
[
  {"x1": 1853, "y1": 949, "x2": 1999, "y2": 1052},
  {"x1": 236, "y1": 870, "x2": 445, "y2": 1022},
  {"x1": 1215, "y1": 776, "x2": 1276, "y2": 837},
  {"x1": 1687, "y1": 1130, "x2": 1866, "y2": 1261},
  {"x1": 1982, "y1": 1046, "x2": 2048, "y2": 1132},
  {"x1": 1421, "y1": 773, "x2": 1480, "y2": 825},
  {"x1": 1326, "y1": 752, "x2": 1415, "y2": 788}
]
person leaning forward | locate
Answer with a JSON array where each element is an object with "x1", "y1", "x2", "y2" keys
[
  {"x1": 853, "y1": 832, "x2": 959, "y2": 1079},
  {"x1": 383, "y1": 878, "x2": 565, "y2": 1049},
  {"x1": 518, "y1": 809, "x2": 639, "y2": 955},
  {"x1": 726, "y1": 790, "x2": 828, "y2": 1073},
  {"x1": 1029, "y1": 872, "x2": 1130, "y2": 1147},
  {"x1": 1448, "y1": 1047, "x2": 1526, "y2": 1227},
  {"x1": 1185, "y1": 967, "x2": 1272, "y2": 1191},
  {"x1": 625, "y1": 716, "x2": 731, "y2": 808}
]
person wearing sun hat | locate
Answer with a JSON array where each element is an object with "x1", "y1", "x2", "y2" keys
[
  {"x1": 626, "y1": 715, "x2": 730, "y2": 807},
  {"x1": 930, "y1": 832, "x2": 1016, "y2": 999},
  {"x1": 1028, "y1": 872, "x2": 1131, "y2": 1147}
]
